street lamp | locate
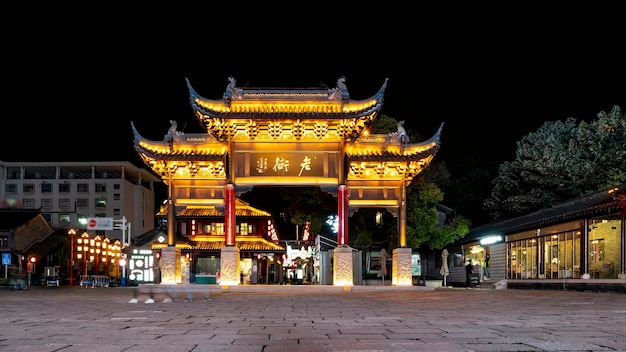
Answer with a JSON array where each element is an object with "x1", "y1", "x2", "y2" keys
[
  {"x1": 68, "y1": 229, "x2": 76, "y2": 287},
  {"x1": 76, "y1": 232, "x2": 90, "y2": 278},
  {"x1": 93, "y1": 235, "x2": 102, "y2": 275},
  {"x1": 28, "y1": 256, "x2": 36, "y2": 287}
]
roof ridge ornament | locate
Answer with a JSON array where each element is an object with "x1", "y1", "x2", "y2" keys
[
  {"x1": 164, "y1": 120, "x2": 184, "y2": 144},
  {"x1": 223, "y1": 76, "x2": 243, "y2": 101},
  {"x1": 329, "y1": 76, "x2": 349, "y2": 101},
  {"x1": 384, "y1": 120, "x2": 409, "y2": 146}
]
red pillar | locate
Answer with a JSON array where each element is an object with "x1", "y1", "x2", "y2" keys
[
  {"x1": 338, "y1": 184, "x2": 348, "y2": 246},
  {"x1": 225, "y1": 183, "x2": 236, "y2": 246}
]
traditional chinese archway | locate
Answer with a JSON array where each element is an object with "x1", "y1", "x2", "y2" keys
[{"x1": 132, "y1": 76, "x2": 442, "y2": 287}]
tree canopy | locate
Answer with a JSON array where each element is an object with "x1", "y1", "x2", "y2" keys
[{"x1": 484, "y1": 105, "x2": 625, "y2": 220}]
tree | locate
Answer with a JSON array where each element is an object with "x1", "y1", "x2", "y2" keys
[
  {"x1": 484, "y1": 105, "x2": 626, "y2": 220},
  {"x1": 280, "y1": 187, "x2": 337, "y2": 237}
]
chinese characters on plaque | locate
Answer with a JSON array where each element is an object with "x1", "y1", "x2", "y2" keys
[{"x1": 254, "y1": 154, "x2": 318, "y2": 177}]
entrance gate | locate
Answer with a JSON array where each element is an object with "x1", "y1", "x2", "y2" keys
[{"x1": 132, "y1": 76, "x2": 442, "y2": 287}]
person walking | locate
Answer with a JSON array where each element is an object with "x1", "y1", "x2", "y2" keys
[
  {"x1": 465, "y1": 259, "x2": 474, "y2": 289},
  {"x1": 484, "y1": 253, "x2": 491, "y2": 280}
]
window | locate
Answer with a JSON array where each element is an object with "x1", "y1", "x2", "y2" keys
[
  {"x1": 95, "y1": 183, "x2": 106, "y2": 193},
  {"x1": 213, "y1": 223, "x2": 225, "y2": 235},
  {"x1": 0, "y1": 234, "x2": 8, "y2": 248},
  {"x1": 95, "y1": 198, "x2": 107, "y2": 207},
  {"x1": 77, "y1": 213, "x2": 88, "y2": 227},
  {"x1": 5, "y1": 184, "x2": 17, "y2": 193},
  {"x1": 113, "y1": 208, "x2": 120, "y2": 216},
  {"x1": 42, "y1": 213, "x2": 52, "y2": 222},
  {"x1": 76, "y1": 199, "x2": 88, "y2": 208},
  {"x1": 41, "y1": 199, "x2": 53, "y2": 209},
  {"x1": 59, "y1": 183, "x2": 70, "y2": 193},
  {"x1": 7, "y1": 167, "x2": 21, "y2": 179},
  {"x1": 23, "y1": 199, "x2": 35, "y2": 208},
  {"x1": 41, "y1": 183, "x2": 53, "y2": 193},
  {"x1": 113, "y1": 193, "x2": 120, "y2": 200},
  {"x1": 59, "y1": 214, "x2": 70, "y2": 224},
  {"x1": 237, "y1": 223, "x2": 253, "y2": 235},
  {"x1": 77, "y1": 184, "x2": 89, "y2": 193},
  {"x1": 23, "y1": 184, "x2": 35, "y2": 193},
  {"x1": 59, "y1": 198, "x2": 71, "y2": 209}
]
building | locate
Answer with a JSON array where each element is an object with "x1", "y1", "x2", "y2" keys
[
  {"x1": 124, "y1": 198, "x2": 285, "y2": 285},
  {"x1": 0, "y1": 208, "x2": 58, "y2": 287},
  {"x1": 437, "y1": 183, "x2": 626, "y2": 291},
  {"x1": 0, "y1": 161, "x2": 161, "y2": 239},
  {"x1": 0, "y1": 161, "x2": 162, "y2": 285},
  {"x1": 132, "y1": 76, "x2": 443, "y2": 286}
]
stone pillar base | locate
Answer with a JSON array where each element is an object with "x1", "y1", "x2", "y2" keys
[
  {"x1": 220, "y1": 246, "x2": 240, "y2": 286},
  {"x1": 333, "y1": 246, "x2": 353, "y2": 286},
  {"x1": 392, "y1": 247, "x2": 413, "y2": 286},
  {"x1": 160, "y1": 246, "x2": 181, "y2": 285}
]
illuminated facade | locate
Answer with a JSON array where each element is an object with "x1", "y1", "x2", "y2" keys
[{"x1": 132, "y1": 76, "x2": 442, "y2": 286}]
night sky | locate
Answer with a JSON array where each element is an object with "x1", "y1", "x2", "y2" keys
[{"x1": 3, "y1": 11, "x2": 624, "y2": 173}]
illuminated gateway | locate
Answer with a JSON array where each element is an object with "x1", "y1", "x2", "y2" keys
[{"x1": 132, "y1": 77, "x2": 443, "y2": 286}]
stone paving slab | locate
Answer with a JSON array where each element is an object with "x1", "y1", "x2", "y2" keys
[{"x1": 0, "y1": 286, "x2": 625, "y2": 351}]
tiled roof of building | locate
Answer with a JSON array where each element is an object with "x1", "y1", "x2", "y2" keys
[{"x1": 465, "y1": 183, "x2": 626, "y2": 241}]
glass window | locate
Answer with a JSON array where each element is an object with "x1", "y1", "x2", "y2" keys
[
  {"x1": 77, "y1": 184, "x2": 89, "y2": 193},
  {"x1": 95, "y1": 184, "x2": 106, "y2": 193},
  {"x1": 113, "y1": 208, "x2": 120, "y2": 215},
  {"x1": 588, "y1": 216, "x2": 621, "y2": 279},
  {"x1": 77, "y1": 214, "x2": 88, "y2": 227},
  {"x1": 5, "y1": 184, "x2": 17, "y2": 193},
  {"x1": 7, "y1": 167, "x2": 21, "y2": 179},
  {"x1": 41, "y1": 183, "x2": 53, "y2": 193},
  {"x1": 23, "y1": 199, "x2": 35, "y2": 208},
  {"x1": 95, "y1": 198, "x2": 106, "y2": 207},
  {"x1": 23, "y1": 184, "x2": 35, "y2": 193},
  {"x1": 41, "y1": 199, "x2": 53, "y2": 209},
  {"x1": 76, "y1": 199, "x2": 88, "y2": 208},
  {"x1": 59, "y1": 198, "x2": 71, "y2": 208},
  {"x1": 0, "y1": 235, "x2": 8, "y2": 248},
  {"x1": 113, "y1": 193, "x2": 120, "y2": 200},
  {"x1": 59, "y1": 183, "x2": 70, "y2": 193},
  {"x1": 59, "y1": 214, "x2": 70, "y2": 224}
]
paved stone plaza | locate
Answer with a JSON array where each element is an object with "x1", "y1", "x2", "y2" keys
[{"x1": 1, "y1": 286, "x2": 625, "y2": 352}]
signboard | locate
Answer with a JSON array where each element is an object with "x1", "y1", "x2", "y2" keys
[
  {"x1": 87, "y1": 217, "x2": 114, "y2": 230},
  {"x1": 250, "y1": 153, "x2": 324, "y2": 177},
  {"x1": 2, "y1": 252, "x2": 10, "y2": 265}
]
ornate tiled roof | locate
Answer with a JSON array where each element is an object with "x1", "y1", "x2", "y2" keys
[
  {"x1": 465, "y1": 183, "x2": 626, "y2": 242},
  {"x1": 156, "y1": 198, "x2": 271, "y2": 217},
  {"x1": 184, "y1": 77, "x2": 387, "y2": 142},
  {"x1": 345, "y1": 123, "x2": 444, "y2": 181},
  {"x1": 151, "y1": 236, "x2": 285, "y2": 252}
]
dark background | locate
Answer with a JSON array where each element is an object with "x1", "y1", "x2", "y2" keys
[{"x1": 3, "y1": 9, "x2": 624, "y2": 176}]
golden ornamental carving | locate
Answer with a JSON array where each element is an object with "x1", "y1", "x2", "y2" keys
[
  {"x1": 268, "y1": 122, "x2": 282, "y2": 139},
  {"x1": 292, "y1": 120, "x2": 304, "y2": 139},
  {"x1": 314, "y1": 122, "x2": 328, "y2": 139},
  {"x1": 246, "y1": 119, "x2": 258, "y2": 139}
]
